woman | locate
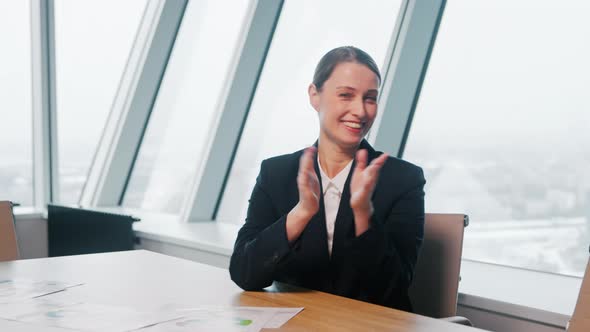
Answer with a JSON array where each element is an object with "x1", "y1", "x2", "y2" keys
[{"x1": 229, "y1": 46, "x2": 425, "y2": 312}]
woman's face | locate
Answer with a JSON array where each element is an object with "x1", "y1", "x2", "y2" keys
[{"x1": 309, "y1": 61, "x2": 379, "y2": 150}]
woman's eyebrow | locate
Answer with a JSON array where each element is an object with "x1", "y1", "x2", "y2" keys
[{"x1": 335, "y1": 86, "x2": 379, "y2": 94}]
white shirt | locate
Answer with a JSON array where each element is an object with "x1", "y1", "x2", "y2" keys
[{"x1": 318, "y1": 156, "x2": 353, "y2": 255}]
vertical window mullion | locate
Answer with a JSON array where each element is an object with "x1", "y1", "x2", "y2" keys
[{"x1": 30, "y1": 0, "x2": 59, "y2": 209}]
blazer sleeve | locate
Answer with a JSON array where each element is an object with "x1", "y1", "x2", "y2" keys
[
  {"x1": 347, "y1": 166, "x2": 426, "y2": 303},
  {"x1": 229, "y1": 160, "x2": 295, "y2": 291}
]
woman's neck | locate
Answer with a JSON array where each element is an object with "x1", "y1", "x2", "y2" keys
[{"x1": 317, "y1": 136, "x2": 358, "y2": 179}]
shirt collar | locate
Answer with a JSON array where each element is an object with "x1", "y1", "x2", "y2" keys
[{"x1": 317, "y1": 156, "x2": 353, "y2": 195}]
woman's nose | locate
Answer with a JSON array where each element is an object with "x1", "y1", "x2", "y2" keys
[{"x1": 350, "y1": 98, "x2": 367, "y2": 118}]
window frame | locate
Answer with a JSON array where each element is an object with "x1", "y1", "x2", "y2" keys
[
  {"x1": 181, "y1": 0, "x2": 284, "y2": 222},
  {"x1": 370, "y1": 0, "x2": 446, "y2": 157},
  {"x1": 79, "y1": 0, "x2": 188, "y2": 207},
  {"x1": 31, "y1": 0, "x2": 58, "y2": 208}
]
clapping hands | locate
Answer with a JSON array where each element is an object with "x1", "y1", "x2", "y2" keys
[{"x1": 288, "y1": 146, "x2": 388, "y2": 240}]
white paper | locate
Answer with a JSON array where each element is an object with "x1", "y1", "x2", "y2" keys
[
  {"x1": 0, "y1": 299, "x2": 182, "y2": 332},
  {"x1": 139, "y1": 307, "x2": 274, "y2": 332},
  {"x1": 0, "y1": 297, "x2": 80, "y2": 319},
  {"x1": 143, "y1": 306, "x2": 304, "y2": 331},
  {"x1": 0, "y1": 318, "x2": 74, "y2": 332},
  {"x1": 262, "y1": 307, "x2": 304, "y2": 328},
  {"x1": 0, "y1": 279, "x2": 82, "y2": 303}
]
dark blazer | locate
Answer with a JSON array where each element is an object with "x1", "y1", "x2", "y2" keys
[{"x1": 229, "y1": 139, "x2": 426, "y2": 312}]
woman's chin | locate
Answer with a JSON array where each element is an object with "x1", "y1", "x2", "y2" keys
[
  {"x1": 337, "y1": 136, "x2": 363, "y2": 148},
  {"x1": 321, "y1": 131, "x2": 365, "y2": 149}
]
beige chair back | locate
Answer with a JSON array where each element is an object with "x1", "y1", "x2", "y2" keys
[
  {"x1": 568, "y1": 258, "x2": 590, "y2": 331},
  {"x1": 0, "y1": 201, "x2": 19, "y2": 261},
  {"x1": 408, "y1": 213, "x2": 467, "y2": 318}
]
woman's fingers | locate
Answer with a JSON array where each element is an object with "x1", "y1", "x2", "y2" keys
[
  {"x1": 303, "y1": 147, "x2": 317, "y2": 173},
  {"x1": 296, "y1": 147, "x2": 320, "y2": 214},
  {"x1": 353, "y1": 152, "x2": 389, "y2": 198},
  {"x1": 354, "y1": 151, "x2": 388, "y2": 182},
  {"x1": 370, "y1": 153, "x2": 389, "y2": 168},
  {"x1": 298, "y1": 147, "x2": 314, "y2": 179},
  {"x1": 298, "y1": 147, "x2": 315, "y2": 184},
  {"x1": 355, "y1": 149, "x2": 368, "y2": 172},
  {"x1": 366, "y1": 153, "x2": 388, "y2": 180}
]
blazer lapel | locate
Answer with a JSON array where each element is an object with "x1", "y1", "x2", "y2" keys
[{"x1": 298, "y1": 148, "x2": 330, "y2": 263}]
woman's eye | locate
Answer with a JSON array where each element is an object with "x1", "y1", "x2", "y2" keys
[
  {"x1": 339, "y1": 93, "x2": 352, "y2": 98},
  {"x1": 364, "y1": 96, "x2": 377, "y2": 103}
]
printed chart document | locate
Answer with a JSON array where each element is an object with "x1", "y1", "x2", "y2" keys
[
  {"x1": 0, "y1": 279, "x2": 82, "y2": 303},
  {"x1": 262, "y1": 307, "x2": 304, "y2": 328},
  {"x1": 0, "y1": 298, "x2": 182, "y2": 332},
  {"x1": 0, "y1": 279, "x2": 303, "y2": 332},
  {"x1": 142, "y1": 306, "x2": 304, "y2": 331}
]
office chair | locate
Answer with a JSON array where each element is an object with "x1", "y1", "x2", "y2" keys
[
  {"x1": 567, "y1": 257, "x2": 590, "y2": 331},
  {"x1": 0, "y1": 201, "x2": 20, "y2": 261},
  {"x1": 408, "y1": 213, "x2": 472, "y2": 326}
]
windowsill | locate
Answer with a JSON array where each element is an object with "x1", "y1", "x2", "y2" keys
[
  {"x1": 133, "y1": 218, "x2": 237, "y2": 256},
  {"x1": 13, "y1": 206, "x2": 44, "y2": 219},
  {"x1": 14, "y1": 207, "x2": 581, "y2": 328},
  {"x1": 458, "y1": 260, "x2": 578, "y2": 328},
  {"x1": 90, "y1": 207, "x2": 237, "y2": 257}
]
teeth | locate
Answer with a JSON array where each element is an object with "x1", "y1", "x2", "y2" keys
[{"x1": 343, "y1": 121, "x2": 362, "y2": 129}]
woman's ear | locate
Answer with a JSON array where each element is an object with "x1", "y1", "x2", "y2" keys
[{"x1": 308, "y1": 83, "x2": 320, "y2": 112}]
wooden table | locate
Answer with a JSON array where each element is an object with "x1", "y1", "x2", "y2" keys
[{"x1": 0, "y1": 250, "x2": 484, "y2": 331}]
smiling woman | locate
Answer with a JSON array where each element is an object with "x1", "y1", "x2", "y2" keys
[
  {"x1": 229, "y1": 46, "x2": 426, "y2": 312},
  {"x1": 216, "y1": 0, "x2": 403, "y2": 225}
]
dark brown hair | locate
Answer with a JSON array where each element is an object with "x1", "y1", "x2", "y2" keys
[{"x1": 312, "y1": 46, "x2": 381, "y2": 91}]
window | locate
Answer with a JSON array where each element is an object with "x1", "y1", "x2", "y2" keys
[
  {"x1": 403, "y1": 0, "x2": 590, "y2": 276},
  {"x1": 54, "y1": 0, "x2": 148, "y2": 204},
  {"x1": 0, "y1": 0, "x2": 33, "y2": 206},
  {"x1": 217, "y1": 0, "x2": 404, "y2": 224},
  {"x1": 123, "y1": 0, "x2": 251, "y2": 214}
]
